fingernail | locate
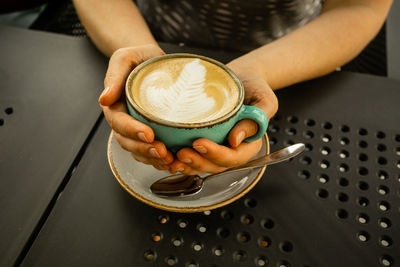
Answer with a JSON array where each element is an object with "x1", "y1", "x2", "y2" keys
[
  {"x1": 149, "y1": 147, "x2": 161, "y2": 158},
  {"x1": 194, "y1": 145, "x2": 207, "y2": 154},
  {"x1": 181, "y1": 158, "x2": 192, "y2": 164},
  {"x1": 137, "y1": 132, "x2": 149, "y2": 143},
  {"x1": 98, "y1": 87, "x2": 110, "y2": 104},
  {"x1": 160, "y1": 165, "x2": 170, "y2": 171},
  {"x1": 159, "y1": 158, "x2": 169, "y2": 164},
  {"x1": 100, "y1": 86, "x2": 110, "y2": 97},
  {"x1": 235, "y1": 131, "x2": 246, "y2": 146}
]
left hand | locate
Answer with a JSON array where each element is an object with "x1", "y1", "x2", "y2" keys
[{"x1": 169, "y1": 63, "x2": 278, "y2": 175}]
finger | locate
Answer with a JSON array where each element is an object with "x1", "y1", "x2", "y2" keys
[
  {"x1": 100, "y1": 45, "x2": 165, "y2": 106},
  {"x1": 130, "y1": 152, "x2": 171, "y2": 170},
  {"x1": 134, "y1": 151, "x2": 173, "y2": 166},
  {"x1": 160, "y1": 151, "x2": 175, "y2": 165},
  {"x1": 192, "y1": 138, "x2": 262, "y2": 167},
  {"x1": 228, "y1": 119, "x2": 259, "y2": 148},
  {"x1": 130, "y1": 152, "x2": 150, "y2": 164},
  {"x1": 249, "y1": 83, "x2": 278, "y2": 120},
  {"x1": 103, "y1": 101, "x2": 154, "y2": 142},
  {"x1": 181, "y1": 169, "x2": 205, "y2": 175},
  {"x1": 169, "y1": 160, "x2": 190, "y2": 174},
  {"x1": 176, "y1": 148, "x2": 227, "y2": 174},
  {"x1": 169, "y1": 160, "x2": 201, "y2": 176},
  {"x1": 152, "y1": 163, "x2": 170, "y2": 171},
  {"x1": 114, "y1": 131, "x2": 168, "y2": 159}
]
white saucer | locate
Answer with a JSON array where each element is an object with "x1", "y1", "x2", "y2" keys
[{"x1": 107, "y1": 132, "x2": 269, "y2": 213}]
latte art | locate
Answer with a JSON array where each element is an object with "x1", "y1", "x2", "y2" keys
[{"x1": 131, "y1": 57, "x2": 239, "y2": 123}]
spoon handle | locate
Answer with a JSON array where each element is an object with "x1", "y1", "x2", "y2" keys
[{"x1": 204, "y1": 143, "x2": 305, "y2": 181}]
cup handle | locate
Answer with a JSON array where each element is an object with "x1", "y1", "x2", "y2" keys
[{"x1": 236, "y1": 105, "x2": 269, "y2": 143}]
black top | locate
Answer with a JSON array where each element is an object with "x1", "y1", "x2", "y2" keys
[{"x1": 138, "y1": 0, "x2": 322, "y2": 51}]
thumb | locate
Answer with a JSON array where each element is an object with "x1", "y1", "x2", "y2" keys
[
  {"x1": 228, "y1": 119, "x2": 259, "y2": 148},
  {"x1": 247, "y1": 82, "x2": 278, "y2": 120},
  {"x1": 99, "y1": 45, "x2": 165, "y2": 106},
  {"x1": 227, "y1": 82, "x2": 278, "y2": 147}
]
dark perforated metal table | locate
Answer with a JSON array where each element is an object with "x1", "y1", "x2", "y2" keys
[
  {"x1": 1, "y1": 26, "x2": 399, "y2": 267},
  {"x1": 0, "y1": 26, "x2": 106, "y2": 266},
  {"x1": 22, "y1": 56, "x2": 400, "y2": 266}
]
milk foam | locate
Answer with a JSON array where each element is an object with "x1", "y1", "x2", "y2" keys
[{"x1": 138, "y1": 59, "x2": 233, "y2": 123}]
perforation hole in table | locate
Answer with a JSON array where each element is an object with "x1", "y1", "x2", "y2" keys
[
  {"x1": 191, "y1": 241, "x2": 204, "y2": 252},
  {"x1": 165, "y1": 255, "x2": 178, "y2": 266},
  {"x1": 196, "y1": 223, "x2": 207, "y2": 233},
  {"x1": 254, "y1": 255, "x2": 268, "y2": 266},
  {"x1": 357, "y1": 213, "x2": 369, "y2": 224},
  {"x1": 318, "y1": 174, "x2": 329, "y2": 184},
  {"x1": 151, "y1": 231, "x2": 163, "y2": 243},
  {"x1": 186, "y1": 261, "x2": 199, "y2": 267},
  {"x1": 0, "y1": 106, "x2": 14, "y2": 126},
  {"x1": 257, "y1": 236, "x2": 271, "y2": 248},
  {"x1": 171, "y1": 236, "x2": 184, "y2": 247},
  {"x1": 158, "y1": 215, "x2": 169, "y2": 224},
  {"x1": 139, "y1": 113, "x2": 399, "y2": 267},
  {"x1": 240, "y1": 214, "x2": 254, "y2": 225},
  {"x1": 144, "y1": 250, "x2": 157, "y2": 262}
]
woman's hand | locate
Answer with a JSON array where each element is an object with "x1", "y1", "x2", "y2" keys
[
  {"x1": 169, "y1": 63, "x2": 278, "y2": 175},
  {"x1": 99, "y1": 45, "x2": 175, "y2": 170}
]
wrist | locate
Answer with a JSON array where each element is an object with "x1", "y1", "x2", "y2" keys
[{"x1": 227, "y1": 56, "x2": 270, "y2": 87}]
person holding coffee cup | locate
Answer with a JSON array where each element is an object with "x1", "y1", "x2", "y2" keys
[
  {"x1": 125, "y1": 53, "x2": 271, "y2": 158},
  {"x1": 73, "y1": 0, "x2": 392, "y2": 175}
]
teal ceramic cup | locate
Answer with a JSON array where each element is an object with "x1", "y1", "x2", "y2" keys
[{"x1": 125, "y1": 54, "x2": 268, "y2": 152}]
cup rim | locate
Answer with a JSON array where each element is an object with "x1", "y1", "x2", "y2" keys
[{"x1": 125, "y1": 53, "x2": 244, "y2": 128}]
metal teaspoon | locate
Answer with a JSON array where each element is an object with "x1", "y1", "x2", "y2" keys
[{"x1": 150, "y1": 143, "x2": 305, "y2": 197}]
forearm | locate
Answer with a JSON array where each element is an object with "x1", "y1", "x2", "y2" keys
[
  {"x1": 73, "y1": 0, "x2": 157, "y2": 57},
  {"x1": 230, "y1": 0, "x2": 392, "y2": 90}
]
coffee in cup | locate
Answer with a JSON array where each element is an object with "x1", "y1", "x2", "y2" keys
[
  {"x1": 125, "y1": 53, "x2": 268, "y2": 151},
  {"x1": 130, "y1": 57, "x2": 239, "y2": 123}
]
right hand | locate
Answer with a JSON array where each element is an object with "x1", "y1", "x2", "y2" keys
[{"x1": 99, "y1": 45, "x2": 175, "y2": 170}]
